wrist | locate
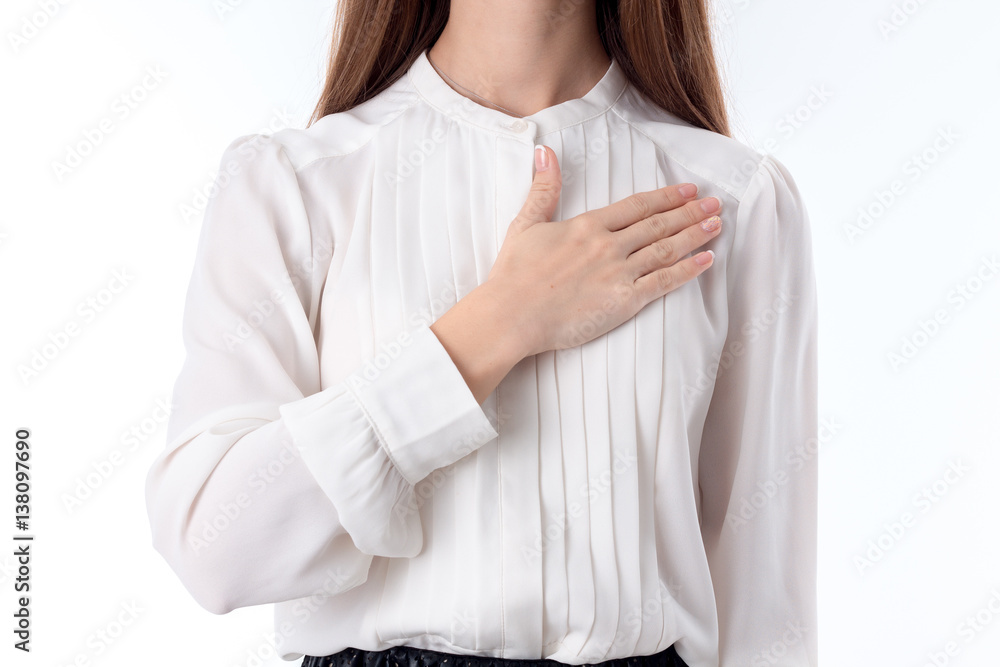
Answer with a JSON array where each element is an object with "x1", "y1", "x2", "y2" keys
[
  {"x1": 429, "y1": 279, "x2": 532, "y2": 405},
  {"x1": 472, "y1": 278, "x2": 537, "y2": 362}
]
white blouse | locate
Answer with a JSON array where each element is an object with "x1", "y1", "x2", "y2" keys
[{"x1": 144, "y1": 49, "x2": 818, "y2": 667}]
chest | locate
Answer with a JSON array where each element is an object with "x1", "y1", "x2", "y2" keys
[{"x1": 313, "y1": 129, "x2": 726, "y2": 435}]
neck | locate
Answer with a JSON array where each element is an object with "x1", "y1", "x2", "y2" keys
[{"x1": 427, "y1": 0, "x2": 611, "y2": 118}]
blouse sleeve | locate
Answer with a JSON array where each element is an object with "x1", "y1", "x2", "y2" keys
[
  {"x1": 697, "y1": 155, "x2": 819, "y2": 665},
  {"x1": 144, "y1": 133, "x2": 499, "y2": 615}
]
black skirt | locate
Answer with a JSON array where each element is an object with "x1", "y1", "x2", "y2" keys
[{"x1": 301, "y1": 643, "x2": 689, "y2": 667}]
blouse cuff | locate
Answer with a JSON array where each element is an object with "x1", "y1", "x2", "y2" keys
[
  {"x1": 345, "y1": 323, "x2": 500, "y2": 485},
  {"x1": 277, "y1": 323, "x2": 498, "y2": 555}
]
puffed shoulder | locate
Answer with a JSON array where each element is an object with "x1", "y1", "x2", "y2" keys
[
  {"x1": 733, "y1": 154, "x2": 811, "y2": 244},
  {"x1": 197, "y1": 132, "x2": 310, "y2": 245},
  {"x1": 725, "y1": 153, "x2": 815, "y2": 301},
  {"x1": 211, "y1": 132, "x2": 295, "y2": 182},
  {"x1": 743, "y1": 154, "x2": 807, "y2": 209}
]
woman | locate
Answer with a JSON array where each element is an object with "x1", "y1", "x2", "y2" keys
[{"x1": 144, "y1": 1, "x2": 818, "y2": 666}]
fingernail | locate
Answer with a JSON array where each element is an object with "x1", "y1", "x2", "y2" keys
[
  {"x1": 695, "y1": 249, "x2": 715, "y2": 266},
  {"x1": 700, "y1": 215, "x2": 721, "y2": 232},
  {"x1": 678, "y1": 183, "x2": 697, "y2": 197},
  {"x1": 700, "y1": 197, "x2": 720, "y2": 214},
  {"x1": 534, "y1": 145, "x2": 549, "y2": 172}
]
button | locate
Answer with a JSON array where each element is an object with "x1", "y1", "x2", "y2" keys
[{"x1": 508, "y1": 119, "x2": 528, "y2": 132}]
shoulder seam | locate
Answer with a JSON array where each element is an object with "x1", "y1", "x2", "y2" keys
[{"x1": 273, "y1": 97, "x2": 424, "y2": 174}]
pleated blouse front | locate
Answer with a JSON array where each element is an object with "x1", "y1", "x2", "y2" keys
[{"x1": 144, "y1": 48, "x2": 819, "y2": 667}]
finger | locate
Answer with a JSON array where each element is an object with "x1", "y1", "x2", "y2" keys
[
  {"x1": 624, "y1": 212, "x2": 721, "y2": 280},
  {"x1": 617, "y1": 195, "x2": 722, "y2": 257},
  {"x1": 509, "y1": 145, "x2": 563, "y2": 234},
  {"x1": 590, "y1": 182, "x2": 700, "y2": 233},
  {"x1": 633, "y1": 249, "x2": 715, "y2": 303}
]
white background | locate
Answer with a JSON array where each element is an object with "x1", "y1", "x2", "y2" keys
[{"x1": 2, "y1": 1, "x2": 998, "y2": 666}]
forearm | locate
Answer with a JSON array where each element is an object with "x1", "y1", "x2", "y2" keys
[{"x1": 430, "y1": 279, "x2": 529, "y2": 405}]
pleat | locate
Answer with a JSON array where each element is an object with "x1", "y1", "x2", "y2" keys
[
  {"x1": 399, "y1": 112, "x2": 434, "y2": 324},
  {"x1": 468, "y1": 124, "x2": 495, "y2": 287},
  {"x1": 444, "y1": 118, "x2": 473, "y2": 646},
  {"x1": 473, "y1": 440, "x2": 503, "y2": 652},
  {"x1": 630, "y1": 123, "x2": 669, "y2": 654},
  {"x1": 444, "y1": 121, "x2": 477, "y2": 300},
  {"x1": 366, "y1": 119, "x2": 404, "y2": 356},
  {"x1": 537, "y1": 344, "x2": 568, "y2": 650},
  {"x1": 497, "y1": 351, "x2": 543, "y2": 653},
  {"x1": 343, "y1": 147, "x2": 375, "y2": 368},
  {"x1": 491, "y1": 134, "x2": 544, "y2": 658},
  {"x1": 465, "y1": 127, "x2": 504, "y2": 651},
  {"x1": 575, "y1": 120, "x2": 620, "y2": 661},
  {"x1": 603, "y1": 111, "x2": 643, "y2": 660},
  {"x1": 651, "y1": 146, "x2": 713, "y2": 650},
  {"x1": 550, "y1": 126, "x2": 597, "y2": 659}
]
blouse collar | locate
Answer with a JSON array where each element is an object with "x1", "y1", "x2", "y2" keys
[{"x1": 406, "y1": 48, "x2": 628, "y2": 142}]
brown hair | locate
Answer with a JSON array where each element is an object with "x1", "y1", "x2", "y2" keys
[{"x1": 308, "y1": 0, "x2": 731, "y2": 138}]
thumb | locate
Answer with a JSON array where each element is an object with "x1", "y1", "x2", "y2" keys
[{"x1": 510, "y1": 144, "x2": 562, "y2": 233}]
